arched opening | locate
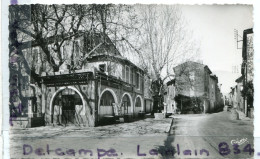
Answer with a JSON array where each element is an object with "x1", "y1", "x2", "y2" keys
[
  {"x1": 121, "y1": 93, "x2": 132, "y2": 115},
  {"x1": 99, "y1": 90, "x2": 116, "y2": 116},
  {"x1": 134, "y1": 96, "x2": 143, "y2": 114},
  {"x1": 51, "y1": 87, "x2": 84, "y2": 125},
  {"x1": 100, "y1": 91, "x2": 115, "y2": 106},
  {"x1": 135, "y1": 97, "x2": 141, "y2": 107}
]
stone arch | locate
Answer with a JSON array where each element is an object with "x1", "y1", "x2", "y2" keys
[
  {"x1": 120, "y1": 92, "x2": 133, "y2": 113},
  {"x1": 98, "y1": 88, "x2": 118, "y2": 116},
  {"x1": 134, "y1": 95, "x2": 144, "y2": 111},
  {"x1": 49, "y1": 86, "x2": 85, "y2": 115},
  {"x1": 99, "y1": 88, "x2": 118, "y2": 106}
]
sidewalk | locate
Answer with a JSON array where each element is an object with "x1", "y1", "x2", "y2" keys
[
  {"x1": 236, "y1": 109, "x2": 253, "y2": 121},
  {"x1": 10, "y1": 117, "x2": 173, "y2": 138},
  {"x1": 229, "y1": 108, "x2": 253, "y2": 121}
]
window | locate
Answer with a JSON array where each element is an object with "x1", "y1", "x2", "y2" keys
[
  {"x1": 122, "y1": 95, "x2": 131, "y2": 107},
  {"x1": 136, "y1": 72, "x2": 140, "y2": 89},
  {"x1": 125, "y1": 66, "x2": 130, "y2": 83},
  {"x1": 99, "y1": 64, "x2": 106, "y2": 72},
  {"x1": 122, "y1": 66, "x2": 125, "y2": 81},
  {"x1": 74, "y1": 40, "x2": 80, "y2": 57},
  {"x1": 135, "y1": 97, "x2": 141, "y2": 107},
  {"x1": 73, "y1": 40, "x2": 82, "y2": 68},
  {"x1": 100, "y1": 91, "x2": 115, "y2": 106}
]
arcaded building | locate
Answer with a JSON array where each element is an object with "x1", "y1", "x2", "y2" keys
[{"x1": 12, "y1": 32, "x2": 153, "y2": 127}]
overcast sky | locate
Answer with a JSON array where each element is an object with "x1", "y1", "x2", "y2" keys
[{"x1": 181, "y1": 5, "x2": 253, "y2": 94}]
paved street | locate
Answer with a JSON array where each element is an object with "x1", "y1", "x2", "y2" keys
[
  {"x1": 10, "y1": 110, "x2": 253, "y2": 158},
  {"x1": 169, "y1": 111, "x2": 254, "y2": 158}
]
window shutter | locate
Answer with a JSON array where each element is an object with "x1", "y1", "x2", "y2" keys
[
  {"x1": 126, "y1": 66, "x2": 130, "y2": 83},
  {"x1": 133, "y1": 71, "x2": 135, "y2": 85},
  {"x1": 122, "y1": 65, "x2": 125, "y2": 81},
  {"x1": 140, "y1": 75, "x2": 143, "y2": 91},
  {"x1": 130, "y1": 69, "x2": 133, "y2": 84}
]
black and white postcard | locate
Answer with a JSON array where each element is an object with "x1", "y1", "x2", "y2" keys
[{"x1": 2, "y1": 1, "x2": 258, "y2": 159}]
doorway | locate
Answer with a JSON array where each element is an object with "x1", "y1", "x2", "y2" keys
[{"x1": 53, "y1": 88, "x2": 83, "y2": 125}]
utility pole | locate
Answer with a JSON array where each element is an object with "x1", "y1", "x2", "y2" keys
[{"x1": 234, "y1": 29, "x2": 243, "y2": 49}]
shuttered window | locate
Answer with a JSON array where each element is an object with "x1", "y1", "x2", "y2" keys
[
  {"x1": 130, "y1": 70, "x2": 133, "y2": 84},
  {"x1": 125, "y1": 66, "x2": 130, "y2": 83},
  {"x1": 136, "y1": 72, "x2": 140, "y2": 89},
  {"x1": 122, "y1": 65, "x2": 125, "y2": 81}
]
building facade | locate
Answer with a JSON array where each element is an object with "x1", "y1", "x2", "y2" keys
[
  {"x1": 12, "y1": 32, "x2": 152, "y2": 127},
  {"x1": 241, "y1": 28, "x2": 254, "y2": 117},
  {"x1": 230, "y1": 28, "x2": 254, "y2": 118},
  {"x1": 173, "y1": 61, "x2": 223, "y2": 113}
]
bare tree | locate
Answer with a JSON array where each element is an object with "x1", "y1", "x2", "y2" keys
[
  {"x1": 9, "y1": 4, "x2": 140, "y2": 126},
  {"x1": 139, "y1": 5, "x2": 199, "y2": 78},
  {"x1": 9, "y1": 5, "x2": 95, "y2": 125},
  {"x1": 117, "y1": 5, "x2": 200, "y2": 112},
  {"x1": 10, "y1": 4, "x2": 200, "y2": 122},
  {"x1": 11, "y1": 4, "x2": 139, "y2": 73}
]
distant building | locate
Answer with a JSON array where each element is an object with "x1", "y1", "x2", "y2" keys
[
  {"x1": 230, "y1": 28, "x2": 254, "y2": 118},
  {"x1": 173, "y1": 61, "x2": 223, "y2": 113},
  {"x1": 216, "y1": 84, "x2": 224, "y2": 109}
]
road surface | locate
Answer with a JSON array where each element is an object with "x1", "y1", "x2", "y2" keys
[
  {"x1": 10, "y1": 111, "x2": 253, "y2": 158},
  {"x1": 168, "y1": 111, "x2": 254, "y2": 158}
]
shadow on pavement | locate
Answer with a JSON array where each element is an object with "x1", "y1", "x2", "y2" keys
[{"x1": 155, "y1": 118, "x2": 177, "y2": 159}]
